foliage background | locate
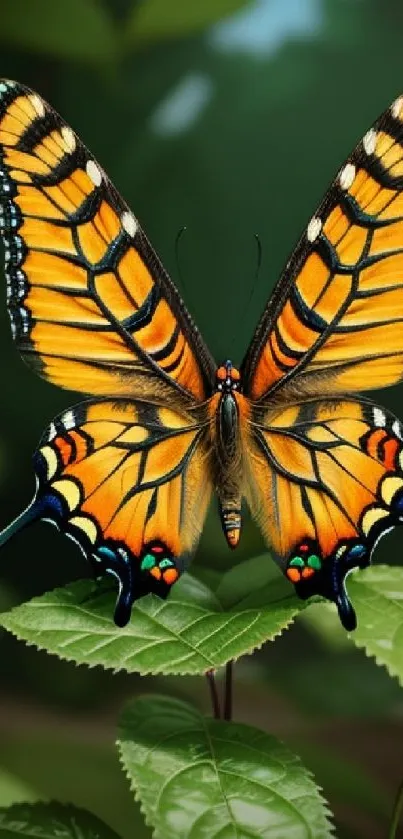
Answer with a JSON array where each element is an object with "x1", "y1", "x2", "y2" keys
[{"x1": 1, "y1": 1, "x2": 403, "y2": 837}]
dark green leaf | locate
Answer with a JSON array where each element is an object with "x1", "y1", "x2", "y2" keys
[
  {"x1": 1, "y1": 730, "x2": 150, "y2": 839},
  {"x1": 0, "y1": 802, "x2": 121, "y2": 838}
]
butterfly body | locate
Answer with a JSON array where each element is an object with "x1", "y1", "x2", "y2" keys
[
  {"x1": 2, "y1": 80, "x2": 403, "y2": 630},
  {"x1": 211, "y1": 361, "x2": 245, "y2": 548}
]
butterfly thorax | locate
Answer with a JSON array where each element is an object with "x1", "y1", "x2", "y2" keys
[{"x1": 211, "y1": 361, "x2": 246, "y2": 549}]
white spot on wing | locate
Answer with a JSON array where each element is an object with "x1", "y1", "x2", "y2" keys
[
  {"x1": 62, "y1": 409, "x2": 76, "y2": 431},
  {"x1": 61, "y1": 125, "x2": 76, "y2": 152},
  {"x1": 307, "y1": 216, "x2": 322, "y2": 242},
  {"x1": 392, "y1": 96, "x2": 403, "y2": 120},
  {"x1": 0, "y1": 80, "x2": 15, "y2": 94},
  {"x1": 393, "y1": 419, "x2": 403, "y2": 440},
  {"x1": 121, "y1": 210, "x2": 138, "y2": 238},
  {"x1": 363, "y1": 128, "x2": 377, "y2": 156},
  {"x1": 86, "y1": 160, "x2": 102, "y2": 187},
  {"x1": 339, "y1": 162, "x2": 356, "y2": 190},
  {"x1": 30, "y1": 93, "x2": 45, "y2": 117},
  {"x1": 373, "y1": 407, "x2": 386, "y2": 427},
  {"x1": 48, "y1": 421, "x2": 57, "y2": 441}
]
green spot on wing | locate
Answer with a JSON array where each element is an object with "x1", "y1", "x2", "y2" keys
[
  {"x1": 308, "y1": 554, "x2": 322, "y2": 570},
  {"x1": 159, "y1": 558, "x2": 174, "y2": 569},
  {"x1": 289, "y1": 556, "x2": 304, "y2": 568},
  {"x1": 140, "y1": 554, "x2": 155, "y2": 571}
]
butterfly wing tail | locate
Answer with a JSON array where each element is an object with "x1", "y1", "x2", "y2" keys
[
  {"x1": 0, "y1": 499, "x2": 41, "y2": 549},
  {"x1": 295, "y1": 557, "x2": 358, "y2": 631},
  {"x1": 245, "y1": 397, "x2": 403, "y2": 631},
  {"x1": 12, "y1": 397, "x2": 213, "y2": 627}
]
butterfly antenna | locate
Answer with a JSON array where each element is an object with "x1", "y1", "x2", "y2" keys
[
  {"x1": 228, "y1": 233, "x2": 262, "y2": 356},
  {"x1": 174, "y1": 226, "x2": 200, "y2": 322},
  {"x1": 174, "y1": 226, "x2": 188, "y2": 299}
]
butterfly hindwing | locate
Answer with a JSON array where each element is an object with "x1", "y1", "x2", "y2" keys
[
  {"x1": 5, "y1": 398, "x2": 212, "y2": 625},
  {"x1": 0, "y1": 79, "x2": 215, "y2": 403},
  {"x1": 242, "y1": 94, "x2": 403, "y2": 403},
  {"x1": 245, "y1": 397, "x2": 403, "y2": 628}
]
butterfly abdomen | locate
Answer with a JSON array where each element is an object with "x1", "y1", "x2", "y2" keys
[{"x1": 211, "y1": 362, "x2": 250, "y2": 549}]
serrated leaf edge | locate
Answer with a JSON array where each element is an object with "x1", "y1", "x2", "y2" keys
[
  {"x1": 347, "y1": 566, "x2": 403, "y2": 687},
  {"x1": 115, "y1": 707, "x2": 335, "y2": 839},
  {"x1": 116, "y1": 742, "x2": 159, "y2": 838},
  {"x1": 0, "y1": 591, "x2": 299, "y2": 676},
  {"x1": 349, "y1": 635, "x2": 403, "y2": 687}
]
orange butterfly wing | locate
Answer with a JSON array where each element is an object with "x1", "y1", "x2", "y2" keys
[
  {"x1": 9, "y1": 398, "x2": 212, "y2": 625},
  {"x1": 0, "y1": 79, "x2": 215, "y2": 402},
  {"x1": 242, "y1": 94, "x2": 403, "y2": 402},
  {"x1": 5, "y1": 79, "x2": 403, "y2": 630},
  {"x1": 239, "y1": 94, "x2": 403, "y2": 625},
  {"x1": 245, "y1": 397, "x2": 403, "y2": 629}
]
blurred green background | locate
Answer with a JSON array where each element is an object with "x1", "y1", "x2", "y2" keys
[{"x1": 1, "y1": 1, "x2": 403, "y2": 837}]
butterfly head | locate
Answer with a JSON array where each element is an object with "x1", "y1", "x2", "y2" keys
[{"x1": 215, "y1": 361, "x2": 242, "y2": 394}]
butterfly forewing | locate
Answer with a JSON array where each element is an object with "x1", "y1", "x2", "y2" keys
[
  {"x1": 0, "y1": 79, "x2": 215, "y2": 403},
  {"x1": 241, "y1": 94, "x2": 403, "y2": 402}
]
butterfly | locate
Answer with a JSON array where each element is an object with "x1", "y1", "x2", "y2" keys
[{"x1": 1, "y1": 79, "x2": 403, "y2": 631}]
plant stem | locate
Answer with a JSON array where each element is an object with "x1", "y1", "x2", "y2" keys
[
  {"x1": 206, "y1": 670, "x2": 221, "y2": 719},
  {"x1": 389, "y1": 779, "x2": 403, "y2": 839},
  {"x1": 223, "y1": 660, "x2": 233, "y2": 721}
]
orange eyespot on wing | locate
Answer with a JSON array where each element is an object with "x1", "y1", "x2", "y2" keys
[
  {"x1": 245, "y1": 397, "x2": 403, "y2": 630},
  {"x1": 0, "y1": 398, "x2": 213, "y2": 626},
  {"x1": 0, "y1": 80, "x2": 215, "y2": 403},
  {"x1": 242, "y1": 94, "x2": 403, "y2": 402}
]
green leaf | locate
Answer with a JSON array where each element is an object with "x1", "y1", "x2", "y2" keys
[
  {"x1": 214, "y1": 553, "x2": 284, "y2": 610},
  {"x1": 0, "y1": 0, "x2": 117, "y2": 63},
  {"x1": 126, "y1": 0, "x2": 252, "y2": 46},
  {"x1": 0, "y1": 802, "x2": 121, "y2": 838},
  {"x1": 117, "y1": 694, "x2": 334, "y2": 839},
  {"x1": 347, "y1": 565, "x2": 403, "y2": 685},
  {"x1": 0, "y1": 769, "x2": 37, "y2": 808},
  {"x1": 0, "y1": 574, "x2": 301, "y2": 675},
  {"x1": 1, "y1": 730, "x2": 150, "y2": 839}
]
